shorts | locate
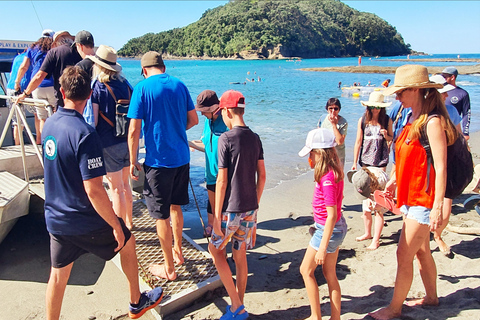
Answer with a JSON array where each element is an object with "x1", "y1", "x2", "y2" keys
[
  {"x1": 32, "y1": 86, "x2": 57, "y2": 119},
  {"x1": 143, "y1": 163, "x2": 189, "y2": 220},
  {"x1": 210, "y1": 209, "x2": 258, "y2": 251},
  {"x1": 206, "y1": 184, "x2": 216, "y2": 214},
  {"x1": 103, "y1": 142, "x2": 129, "y2": 173},
  {"x1": 401, "y1": 205, "x2": 430, "y2": 225},
  {"x1": 6, "y1": 89, "x2": 21, "y2": 125},
  {"x1": 362, "y1": 198, "x2": 388, "y2": 215},
  {"x1": 309, "y1": 215, "x2": 347, "y2": 253},
  {"x1": 49, "y1": 218, "x2": 131, "y2": 268}
]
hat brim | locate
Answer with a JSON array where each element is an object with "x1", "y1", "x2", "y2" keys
[
  {"x1": 383, "y1": 82, "x2": 443, "y2": 96},
  {"x1": 360, "y1": 101, "x2": 392, "y2": 108},
  {"x1": 195, "y1": 104, "x2": 219, "y2": 113},
  {"x1": 346, "y1": 170, "x2": 357, "y2": 183},
  {"x1": 89, "y1": 55, "x2": 122, "y2": 72},
  {"x1": 298, "y1": 146, "x2": 312, "y2": 158}
]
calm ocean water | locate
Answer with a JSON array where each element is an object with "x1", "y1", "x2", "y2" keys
[{"x1": 120, "y1": 54, "x2": 480, "y2": 193}]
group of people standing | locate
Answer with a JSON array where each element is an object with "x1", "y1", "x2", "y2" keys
[{"x1": 304, "y1": 64, "x2": 472, "y2": 320}]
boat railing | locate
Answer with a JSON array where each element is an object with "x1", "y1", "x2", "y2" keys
[{"x1": 0, "y1": 94, "x2": 52, "y2": 182}]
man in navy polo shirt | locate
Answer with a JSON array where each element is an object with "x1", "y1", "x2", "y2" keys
[{"x1": 42, "y1": 66, "x2": 162, "y2": 320}]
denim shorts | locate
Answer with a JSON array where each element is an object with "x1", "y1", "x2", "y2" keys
[
  {"x1": 400, "y1": 205, "x2": 430, "y2": 225},
  {"x1": 103, "y1": 142, "x2": 129, "y2": 173},
  {"x1": 309, "y1": 215, "x2": 347, "y2": 253}
]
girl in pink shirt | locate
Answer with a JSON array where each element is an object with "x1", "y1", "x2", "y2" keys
[{"x1": 298, "y1": 128, "x2": 347, "y2": 320}]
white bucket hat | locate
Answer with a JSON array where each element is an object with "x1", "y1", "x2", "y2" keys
[
  {"x1": 89, "y1": 45, "x2": 122, "y2": 72},
  {"x1": 298, "y1": 128, "x2": 337, "y2": 157},
  {"x1": 360, "y1": 91, "x2": 392, "y2": 108}
]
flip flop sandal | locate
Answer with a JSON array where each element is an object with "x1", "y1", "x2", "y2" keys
[
  {"x1": 463, "y1": 194, "x2": 480, "y2": 210},
  {"x1": 373, "y1": 190, "x2": 402, "y2": 215}
]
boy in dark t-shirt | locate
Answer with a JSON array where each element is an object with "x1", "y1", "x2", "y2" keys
[
  {"x1": 208, "y1": 90, "x2": 266, "y2": 320},
  {"x1": 42, "y1": 66, "x2": 162, "y2": 320}
]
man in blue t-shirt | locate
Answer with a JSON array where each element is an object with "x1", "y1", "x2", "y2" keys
[
  {"x1": 442, "y1": 67, "x2": 471, "y2": 140},
  {"x1": 128, "y1": 51, "x2": 198, "y2": 281},
  {"x1": 42, "y1": 66, "x2": 163, "y2": 319}
]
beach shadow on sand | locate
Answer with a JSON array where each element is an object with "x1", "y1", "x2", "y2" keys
[{"x1": 0, "y1": 210, "x2": 107, "y2": 286}]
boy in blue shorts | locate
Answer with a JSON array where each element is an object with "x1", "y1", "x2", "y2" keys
[
  {"x1": 194, "y1": 90, "x2": 229, "y2": 236},
  {"x1": 208, "y1": 90, "x2": 266, "y2": 319}
]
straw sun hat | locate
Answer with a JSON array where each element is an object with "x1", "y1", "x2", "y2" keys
[
  {"x1": 360, "y1": 91, "x2": 392, "y2": 108},
  {"x1": 383, "y1": 64, "x2": 443, "y2": 96},
  {"x1": 89, "y1": 45, "x2": 122, "y2": 72}
]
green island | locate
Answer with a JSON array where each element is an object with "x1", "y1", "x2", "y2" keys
[{"x1": 118, "y1": 0, "x2": 411, "y2": 59}]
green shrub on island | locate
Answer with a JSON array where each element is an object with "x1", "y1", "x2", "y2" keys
[{"x1": 118, "y1": 0, "x2": 411, "y2": 59}]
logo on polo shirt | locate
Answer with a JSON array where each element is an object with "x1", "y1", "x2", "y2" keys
[
  {"x1": 450, "y1": 96, "x2": 459, "y2": 104},
  {"x1": 88, "y1": 157, "x2": 103, "y2": 170},
  {"x1": 44, "y1": 136, "x2": 57, "y2": 160}
]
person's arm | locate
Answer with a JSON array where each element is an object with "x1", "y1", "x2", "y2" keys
[
  {"x1": 128, "y1": 118, "x2": 142, "y2": 180},
  {"x1": 256, "y1": 159, "x2": 266, "y2": 203},
  {"x1": 186, "y1": 109, "x2": 199, "y2": 130},
  {"x1": 462, "y1": 98, "x2": 470, "y2": 140},
  {"x1": 14, "y1": 57, "x2": 31, "y2": 92},
  {"x1": 315, "y1": 205, "x2": 337, "y2": 265},
  {"x1": 351, "y1": 117, "x2": 363, "y2": 170},
  {"x1": 92, "y1": 102, "x2": 100, "y2": 126},
  {"x1": 427, "y1": 117, "x2": 447, "y2": 231},
  {"x1": 16, "y1": 70, "x2": 48, "y2": 102},
  {"x1": 83, "y1": 176, "x2": 124, "y2": 252},
  {"x1": 214, "y1": 167, "x2": 228, "y2": 237},
  {"x1": 380, "y1": 118, "x2": 394, "y2": 142},
  {"x1": 329, "y1": 115, "x2": 345, "y2": 146}
]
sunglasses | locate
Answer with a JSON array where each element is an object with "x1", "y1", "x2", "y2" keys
[
  {"x1": 368, "y1": 106, "x2": 382, "y2": 110},
  {"x1": 328, "y1": 107, "x2": 340, "y2": 111}
]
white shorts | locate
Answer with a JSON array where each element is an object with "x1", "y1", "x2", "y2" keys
[{"x1": 32, "y1": 86, "x2": 57, "y2": 119}]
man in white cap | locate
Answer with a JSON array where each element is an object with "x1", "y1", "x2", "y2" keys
[{"x1": 441, "y1": 67, "x2": 471, "y2": 140}]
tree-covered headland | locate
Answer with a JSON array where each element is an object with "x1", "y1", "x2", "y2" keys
[{"x1": 118, "y1": 0, "x2": 411, "y2": 59}]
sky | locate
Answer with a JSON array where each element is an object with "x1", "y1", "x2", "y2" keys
[{"x1": 1, "y1": 1, "x2": 479, "y2": 54}]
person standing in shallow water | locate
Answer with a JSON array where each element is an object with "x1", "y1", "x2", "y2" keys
[
  {"x1": 317, "y1": 98, "x2": 348, "y2": 167},
  {"x1": 369, "y1": 64, "x2": 458, "y2": 320}
]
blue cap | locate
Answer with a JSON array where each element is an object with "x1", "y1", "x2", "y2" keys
[{"x1": 442, "y1": 67, "x2": 458, "y2": 76}]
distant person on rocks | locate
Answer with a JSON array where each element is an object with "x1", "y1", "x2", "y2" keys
[
  {"x1": 42, "y1": 66, "x2": 163, "y2": 320},
  {"x1": 127, "y1": 51, "x2": 198, "y2": 281},
  {"x1": 208, "y1": 90, "x2": 266, "y2": 320},
  {"x1": 441, "y1": 67, "x2": 471, "y2": 140},
  {"x1": 298, "y1": 128, "x2": 347, "y2": 320},
  {"x1": 193, "y1": 90, "x2": 228, "y2": 237},
  {"x1": 16, "y1": 30, "x2": 89, "y2": 108},
  {"x1": 90, "y1": 45, "x2": 134, "y2": 230},
  {"x1": 317, "y1": 98, "x2": 348, "y2": 166},
  {"x1": 14, "y1": 29, "x2": 56, "y2": 144}
]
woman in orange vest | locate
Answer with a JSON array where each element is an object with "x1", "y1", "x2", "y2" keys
[{"x1": 369, "y1": 65, "x2": 457, "y2": 320}]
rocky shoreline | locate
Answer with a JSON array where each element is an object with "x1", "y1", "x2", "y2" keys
[{"x1": 300, "y1": 64, "x2": 480, "y2": 75}]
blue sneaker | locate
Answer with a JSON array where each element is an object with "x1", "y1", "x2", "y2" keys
[
  {"x1": 220, "y1": 304, "x2": 249, "y2": 320},
  {"x1": 128, "y1": 287, "x2": 164, "y2": 319}
]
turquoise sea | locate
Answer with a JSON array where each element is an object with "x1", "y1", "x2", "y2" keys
[{"x1": 121, "y1": 54, "x2": 480, "y2": 191}]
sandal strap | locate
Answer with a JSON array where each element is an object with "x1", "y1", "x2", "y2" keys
[{"x1": 232, "y1": 305, "x2": 245, "y2": 316}]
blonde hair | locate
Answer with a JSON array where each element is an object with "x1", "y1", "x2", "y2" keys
[
  {"x1": 408, "y1": 88, "x2": 457, "y2": 145},
  {"x1": 312, "y1": 147, "x2": 344, "y2": 183},
  {"x1": 92, "y1": 63, "x2": 123, "y2": 84},
  {"x1": 362, "y1": 167, "x2": 380, "y2": 191}
]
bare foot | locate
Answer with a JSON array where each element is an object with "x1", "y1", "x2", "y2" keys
[
  {"x1": 366, "y1": 240, "x2": 380, "y2": 250},
  {"x1": 356, "y1": 234, "x2": 373, "y2": 242},
  {"x1": 149, "y1": 264, "x2": 177, "y2": 281},
  {"x1": 435, "y1": 238, "x2": 451, "y2": 256},
  {"x1": 173, "y1": 249, "x2": 184, "y2": 265},
  {"x1": 368, "y1": 306, "x2": 401, "y2": 320},
  {"x1": 405, "y1": 297, "x2": 439, "y2": 307}
]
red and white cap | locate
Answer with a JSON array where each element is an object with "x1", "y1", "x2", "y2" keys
[{"x1": 215, "y1": 90, "x2": 245, "y2": 114}]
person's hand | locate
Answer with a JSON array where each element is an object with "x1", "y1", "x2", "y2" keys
[
  {"x1": 213, "y1": 218, "x2": 224, "y2": 238},
  {"x1": 315, "y1": 247, "x2": 327, "y2": 265},
  {"x1": 464, "y1": 135, "x2": 470, "y2": 141},
  {"x1": 328, "y1": 114, "x2": 339, "y2": 125},
  {"x1": 351, "y1": 164, "x2": 357, "y2": 171},
  {"x1": 380, "y1": 128, "x2": 388, "y2": 137},
  {"x1": 14, "y1": 83, "x2": 21, "y2": 92},
  {"x1": 129, "y1": 161, "x2": 142, "y2": 181},
  {"x1": 112, "y1": 225, "x2": 125, "y2": 252},
  {"x1": 429, "y1": 202, "x2": 443, "y2": 231},
  {"x1": 384, "y1": 179, "x2": 396, "y2": 197},
  {"x1": 14, "y1": 93, "x2": 27, "y2": 104}
]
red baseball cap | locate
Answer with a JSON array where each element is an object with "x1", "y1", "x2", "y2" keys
[{"x1": 215, "y1": 90, "x2": 245, "y2": 115}]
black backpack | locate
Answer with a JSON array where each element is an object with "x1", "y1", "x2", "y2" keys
[{"x1": 419, "y1": 114, "x2": 473, "y2": 199}]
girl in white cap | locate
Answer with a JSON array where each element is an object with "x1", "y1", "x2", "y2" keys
[{"x1": 298, "y1": 128, "x2": 347, "y2": 320}]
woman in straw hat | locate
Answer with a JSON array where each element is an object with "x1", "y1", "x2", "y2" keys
[
  {"x1": 369, "y1": 65, "x2": 458, "y2": 320},
  {"x1": 352, "y1": 91, "x2": 393, "y2": 172},
  {"x1": 90, "y1": 45, "x2": 134, "y2": 230}
]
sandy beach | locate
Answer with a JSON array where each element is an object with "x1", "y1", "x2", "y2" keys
[{"x1": 1, "y1": 133, "x2": 480, "y2": 319}]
